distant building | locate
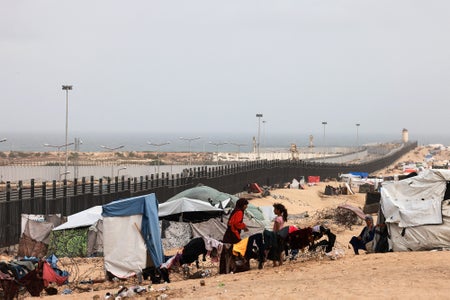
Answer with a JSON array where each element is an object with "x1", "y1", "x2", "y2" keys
[{"x1": 402, "y1": 128, "x2": 409, "y2": 143}]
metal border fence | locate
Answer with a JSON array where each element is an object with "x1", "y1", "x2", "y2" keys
[{"x1": 0, "y1": 142, "x2": 417, "y2": 248}]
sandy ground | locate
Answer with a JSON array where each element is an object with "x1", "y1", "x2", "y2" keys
[{"x1": 11, "y1": 145, "x2": 450, "y2": 299}]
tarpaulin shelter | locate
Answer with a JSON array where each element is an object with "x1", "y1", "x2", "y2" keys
[
  {"x1": 102, "y1": 194, "x2": 164, "y2": 278},
  {"x1": 378, "y1": 169, "x2": 450, "y2": 251},
  {"x1": 48, "y1": 206, "x2": 103, "y2": 257},
  {"x1": 158, "y1": 197, "x2": 224, "y2": 222},
  {"x1": 167, "y1": 185, "x2": 238, "y2": 208}
]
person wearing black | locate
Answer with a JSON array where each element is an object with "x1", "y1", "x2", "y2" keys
[{"x1": 310, "y1": 224, "x2": 336, "y2": 253}]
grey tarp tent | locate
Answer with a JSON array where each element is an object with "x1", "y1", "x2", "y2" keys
[{"x1": 379, "y1": 169, "x2": 450, "y2": 251}]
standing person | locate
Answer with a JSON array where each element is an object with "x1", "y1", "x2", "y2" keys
[
  {"x1": 222, "y1": 198, "x2": 249, "y2": 243},
  {"x1": 272, "y1": 203, "x2": 288, "y2": 266},
  {"x1": 272, "y1": 203, "x2": 288, "y2": 232},
  {"x1": 349, "y1": 215, "x2": 376, "y2": 255},
  {"x1": 220, "y1": 198, "x2": 249, "y2": 273}
]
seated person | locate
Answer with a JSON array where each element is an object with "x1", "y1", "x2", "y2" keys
[{"x1": 349, "y1": 215, "x2": 376, "y2": 255}]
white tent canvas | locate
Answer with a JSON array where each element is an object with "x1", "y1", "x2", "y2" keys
[{"x1": 379, "y1": 169, "x2": 450, "y2": 251}]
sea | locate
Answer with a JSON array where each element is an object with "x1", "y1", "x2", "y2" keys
[{"x1": 0, "y1": 131, "x2": 447, "y2": 153}]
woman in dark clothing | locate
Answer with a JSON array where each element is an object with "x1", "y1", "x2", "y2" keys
[{"x1": 349, "y1": 215, "x2": 376, "y2": 254}]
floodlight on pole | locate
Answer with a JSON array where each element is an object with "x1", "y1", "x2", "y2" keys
[
  {"x1": 62, "y1": 85, "x2": 72, "y2": 180},
  {"x1": 43, "y1": 142, "x2": 74, "y2": 180},
  {"x1": 208, "y1": 141, "x2": 228, "y2": 165},
  {"x1": 179, "y1": 136, "x2": 201, "y2": 166},
  {"x1": 321, "y1": 121, "x2": 327, "y2": 147},
  {"x1": 0, "y1": 138, "x2": 6, "y2": 143},
  {"x1": 147, "y1": 141, "x2": 171, "y2": 173},
  {"x1": 356, "y1": 123, "x2": 361, "y2": 147},
  {"x1": 117, "y1": 166, "x2": 127, "y2": 177},
  {"x1": 256, "y1": 113, "x2": 263, "y2": 159},
  {"x1": 100, "y1": 145, "x2": 125, "y2": 179}
]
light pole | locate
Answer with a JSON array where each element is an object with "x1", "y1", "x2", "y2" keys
[
  {"x1": 230, "y1": 142, "x2": 246, "y2": 161},
  {"x1": 117, "y1": 166, "x2": 127, "y2": 177},
  {"x1": 322, "y1": 121, "x2": 327, "y2": 147},
  {"x1": 147, "y1": 141, "x2": 170, "y2": 173},
  {"x1": 62, "y1": 85, "x2": 72, "y2": 180},
  {"x1": 209, "y1": 141, "x2": 228, "y2": 165},
  {"x1": 179, "y1": 136, "x2": 201, "y2": 166},
  {"x1": 100, "y1": 145, "x2": 125, "y2": 179},
  {"x1": 43, "y1": 142, "x2": 74, "y2": 180},
  {"x1": 256, "y1": 113, "x2": 263, "y2": 159},
  {"x1": 356, "y1": 123, "x2": 360, "y2": 147},
  {"x1": 262, "y1": 120, "x2": 267, "y2": 149}
]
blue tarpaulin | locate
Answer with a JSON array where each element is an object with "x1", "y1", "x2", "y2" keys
[
  {"x1": 102, "y1": 194, "x2": 164, "y2": 268},
  {"x1": 349, "y1": 172, "x2": 369, "y2": 178}
]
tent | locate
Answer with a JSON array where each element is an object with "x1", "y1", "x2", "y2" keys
[
  {"x1": 102, "y1": 193, "x2": 164, "y2": 278},
  {"x1": 167, "y1": 185, "x2": 238, "y2": 208},
  {"x1": 378, "y1": 169, "x2": 450, "y2": 251},
  {"x1": 158, "y1": 197, "x2": 223, "y2": 222},
  {"x1": 48, "y1": 206, "x2": 103, "y2": 257}
]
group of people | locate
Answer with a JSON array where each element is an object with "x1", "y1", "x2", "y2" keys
[{"x1": 220, "y1": 198, "x2": 337, "y2": 272}]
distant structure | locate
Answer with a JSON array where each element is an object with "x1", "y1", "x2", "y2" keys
[
  {"x1": 309, "y1": 135, "x2": 314, "y2": 148},
  {"x1": 402, "y1": 128, "x2": 409, "y2": 143},
  {"x1": 290, "y1": 143, "x2": 299, "y2": 160}
]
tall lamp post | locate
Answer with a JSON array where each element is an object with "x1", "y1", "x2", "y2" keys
[
  {"x1": 179, "y1": 136, "x2": 201, "y2": 166},
  {"x1": 117, "y1": 166, "x2": 127, "y2": 177},
  {"x1": 256, "y1": 113, "x2": 263, "y2": 159},
  {"x1": 100, "y1": 145, "x2": 125, "y2": 179},
  {"x1": 356, "y1": 123, "x2": 360, "y2": 147},
  {"x1": 209, "y1": 141, "x2": 228, "y2": 165},
  {"x1": 43, "y1": 142, "x2": 74, "y2": 180},
  {"x1": 230, "y1": 142, "x2": 246, "y2": 161},
  {"x1": 262, "y1": 120, "x2": 267, "y2": 149},
  {"x1": 321, "y1": 121, "x2": 327, "y2": 147},
  {"x1": 62, "y1": 85, "x2": 72, "y2": 180},
  {"x1": 147, "y1": 141, "x2": 170, "y2": 173}
]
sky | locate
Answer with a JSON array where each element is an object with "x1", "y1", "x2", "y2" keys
[{"x1": 1, "y1": 1, "x2": 450, "y2": 147}]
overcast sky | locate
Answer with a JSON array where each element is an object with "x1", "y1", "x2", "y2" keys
[{"x1": 1, "y1": 1, "x2": 450, "y2": 143}]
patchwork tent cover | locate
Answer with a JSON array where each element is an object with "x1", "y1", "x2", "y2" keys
[
  {"x1": 379, "y1": 169, "x2": 450, "y2": 251},
  {"x1": 102, "y1": 194, "x2": 164, "y2": 277},
  {"x1": 49, "y1": 206, "x2": 103, "y2": 257}
]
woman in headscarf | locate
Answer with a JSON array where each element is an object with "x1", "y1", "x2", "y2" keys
[
  {"x1": 222, "y1": 198, "x2": 249, "y2": 244},
  {"x1": 349, "y1": 215, "x2": 376, "y2": 255}
]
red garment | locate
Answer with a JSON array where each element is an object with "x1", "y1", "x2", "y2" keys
[
  {"x1": 229, "y1": 210, "x2": 246, "y2": 240},
  {"x1": 42, "y1": 262, "x2": 68, "y2": 287}
]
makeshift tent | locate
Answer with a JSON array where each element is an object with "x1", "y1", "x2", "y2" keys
[
  {"x1": 102, "y1": 194, "x2": 164, "y2": 278},
  {"x1": 158, "y1": 197, "x2": 223, "y2": 222},
  {"x1": 48, "y1": 206, "x2": 103, "y2": 257},
  {"x1": 18, "y1": 215, "x2": 62, "y2": 258},
  {"x1": 378, "y1": 169, "x2": 450, "y2": 251},
  {"x1": 167, "y1": 185, "x2": 238, "y2": 208}
]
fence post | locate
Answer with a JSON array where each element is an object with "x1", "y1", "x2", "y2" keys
[
  {"x1": 74, "y1": 178, "x2": 78, "y2": 196},
  {"x1": 99, "y1": 178, "x2": 103, "y2": 195},
  {"x1": 150, "y1": 174, "x2": 154, "y2": 189},
  {"x1": 90, "y1": 176, "x2": 95, "y2": 194},
  {"x1": 30, "y1": 179, "x2": 35, "y2": 199},
  {"x1": 6, "y1": 181, "x2": 10, "y2": 201},
  {"x1": 18, "y1": 180, "x2": 23, "y2": 200},
  {"x1": 42, "y1": 181, "x2": 47, "y2": 215},
  {"x1": 145, "y1": 175, "x2": 149, "y2": 190},
  {"x1": 140, "y1": 176, "x2": 143, "y2": 191},
  {"x1": 81, "y1": 177, "x2": 86, "y2": 194}
]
